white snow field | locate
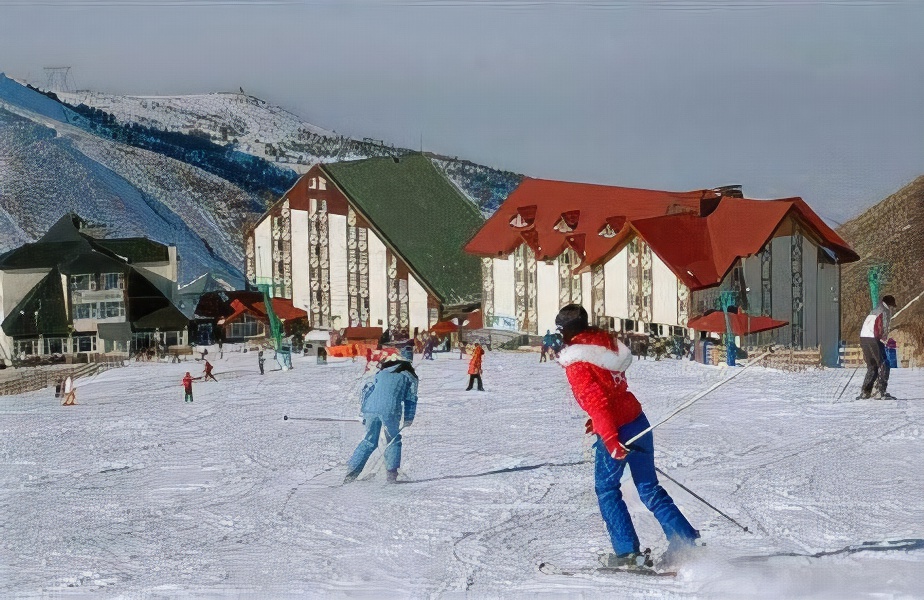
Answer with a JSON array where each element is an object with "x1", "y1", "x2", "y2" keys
[{"x1": 2, "y1": 349, "x2": 922, "y2": 598}]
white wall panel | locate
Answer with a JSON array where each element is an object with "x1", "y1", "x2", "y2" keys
[
  {"x1": 771, "y1": 236, "x2": 793, "y2": 346},
  {"x1": 603, "y1": 248, "x2": 628, "y2": 318},
  {"x1": 492, "y1": 256, "x2": 516, "y2": 324},
  {"x1": 535, "y1": 260, "x2": 559, "y2": 335},
  {"x1": 290, "y1": 210, "x2": 311, "y2": 313},
  {"x1": 367, "y1": 234, "x2": 388, "y2": 330},
  {"x1": 651, "y1": 253, "x2": 678, "y2": 326},
  {"x1": 408, "y1": 274, "x2": 430, "y2": 336},
  {"x1": 254, "y1": 218, "x2": 273, "y2": 284},
  {"x1": 328, "y1": 213, "x2": 348, "y2": 330}
]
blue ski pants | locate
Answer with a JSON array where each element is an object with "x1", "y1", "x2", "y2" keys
[
  {"x1": 594, "y1": 412, "x2": 699, "y2": 555},
  {"x1": 347, "y1": 414, "x2": 402, "y2": 474}
]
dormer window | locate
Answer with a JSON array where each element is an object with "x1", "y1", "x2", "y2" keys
[
  {"x1": 509, "y1": 205, "x2": 537, "y2": 229},
  {"x1": 599, "y1": 224, "x2": 618, "y2": 238},
  {"x1": 553, "y1": 210, "x2": 580, "y2": 233},
  {"x1": 308, "y1": 177, "x2": 317, "y2": 189},
  {"x1": 598, "y1": 216, "x2": 626, "y2": 238}
]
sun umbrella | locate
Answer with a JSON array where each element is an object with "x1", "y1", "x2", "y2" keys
[{"x1": 687, "y1": 310, "x2": 788, "y2": 336}]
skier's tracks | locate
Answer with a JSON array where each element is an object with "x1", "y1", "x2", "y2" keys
[{"x1": 396, "y1": 460, "x2": 587, "y2": 485}]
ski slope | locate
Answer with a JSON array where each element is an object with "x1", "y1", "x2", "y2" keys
[{"x1": 1, "y1": 350, "x2": 922, "y2": 598}]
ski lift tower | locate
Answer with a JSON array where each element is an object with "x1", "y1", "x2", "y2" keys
[
  {"x1": 867, "y1": 264, "x2": 891, "y2": 309},
  {"x1": 254, "y1": 276, "x2": 290, "y2": 369},
  {"x1": 44, "y1": 66, "x2": 74, "y2": 93}
]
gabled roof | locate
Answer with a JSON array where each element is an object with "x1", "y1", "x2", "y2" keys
[
  {"x1": 1, "y1": 268, "x2": 69, "y2": 337},
  {"x1": 464, "y1": 177, "x2": 719, "y2": 268},
  {"x1": 95, "y1": 238, "x2": 170, "y2": 263},
  {"x1": 222, "y1": 296, "x2": 307, "y2": 324},
  {"x1": 614, "y1": 197, "x2": 860, "y2": 290},
  {"x1": 321, "y1": 154, "x2": 485, "y2": 306},
  {"x1": 132, "y1": 305, "x2": 189, "y2": 331}
]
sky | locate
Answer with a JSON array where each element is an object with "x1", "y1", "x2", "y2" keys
[{"x1": 1, "y1": 0, "x2": 922, "y2": 224}]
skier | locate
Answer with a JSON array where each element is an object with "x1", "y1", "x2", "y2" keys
[
  {"x1": 182, "y1": 372, "x2": 194, "y2": 403},
  {"x1": 258, "y1": 350, "x2": 265, "y2": 375},
  {"x1": 423, "y1": 336, "x2": 435, "y2": 360},
  {"x1": 466, "y1": 343, "x2": 485, "y2": 391},
  {"x1": 203, "y1": 360, "x2": 218, "y2": 382},
  {"x1": 858, "y1": 295, "x2": 898, "y2": 400},
  {"x1": 344, "y1": 354, "x2": 418, "y2": 484},
  {"x1": 541, "y1": 330, "x2": 554, "y2": 363},
  {"x1": 555, "y1": 303, "x2": 699, "y2": 569},
  {"x1": 61, "y1": 376, "x2": 76, "y2": 406}
]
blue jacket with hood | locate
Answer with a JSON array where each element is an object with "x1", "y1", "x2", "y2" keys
[{"x1": 360, "y1": 361, "x2": 418, "y2": 423}]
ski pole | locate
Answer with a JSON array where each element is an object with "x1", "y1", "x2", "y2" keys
[
  {"x1": 623, "y1": 346, "x2": 775, "y2": 447},
  {"x1": 835, "y1": 366, "x2": 860, "y2": 401},
  {"x1": 655, "y1": 466, "x2": 752, "y2": 533},
  {"x1": 283, "y1": 415, "x2": 362, "y2": 423}
]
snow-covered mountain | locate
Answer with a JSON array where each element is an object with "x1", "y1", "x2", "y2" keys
[{"x1": 0, "y1": 74, "x2": 521, "y2": 288}]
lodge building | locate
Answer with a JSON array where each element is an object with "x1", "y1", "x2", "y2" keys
[
  {"x1": 464, "y1": 179, "x2": 860, "y2": 365},
  {"x1": 0, "y1": 214, "x2": 188, "y2": 364},
  {"x1": 245, "y1": 154, "x2": 484, "y2": 336}
]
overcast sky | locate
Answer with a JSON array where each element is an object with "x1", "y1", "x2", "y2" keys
[{"x1": 2, "y1": 0, "x2": 922, "y2": 224}]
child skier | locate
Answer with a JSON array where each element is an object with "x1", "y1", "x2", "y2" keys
[
  {"x1": 61, "y1": 376, "x2": 76, "y2": 406},
  {"x1": 182, "y1": 372, "x2": 194, "y2": 403},
  {"x1": 344, "y1": 354, "x2": 418, "y2": 484},
  {"x1": 555, "y1": 304, "x2": 699, "y2": 568}
]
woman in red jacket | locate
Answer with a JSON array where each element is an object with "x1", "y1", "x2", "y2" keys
[
  {"x1": 555, "y1": 304, "x2": 698, "y2": 568},
  {"x1": 466, "y1": 343, "x2": 485, "y2": 391}
]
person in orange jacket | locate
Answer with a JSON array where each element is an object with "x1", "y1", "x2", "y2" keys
[
  {"x1": 466, "y1": 343, "x2": 485, "y2": 391},
  {"x1": 182, "y1": 372, "x2": 194, "y2": 403}
]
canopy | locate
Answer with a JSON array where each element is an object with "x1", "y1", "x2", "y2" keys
[
  {"x1": 430, "y1": 320, "x2": 458, "y2": 334},
  {"x1": 687, "y1": 310, "x2": 788, "y2": 336}
]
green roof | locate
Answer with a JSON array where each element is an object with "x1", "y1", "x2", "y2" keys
[
  {"x1": 322, "y1": 154, "x2": 485, "y2": 306},
  {"x1": 1, "y1": 268, "x2": 70, "y2": 337}
]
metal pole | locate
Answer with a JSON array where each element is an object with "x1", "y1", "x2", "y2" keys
[{"x1": 623, "y1": 347, "x2": 775, "y2": 447}]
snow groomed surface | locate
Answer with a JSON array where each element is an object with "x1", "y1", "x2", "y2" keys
[{"x1": 2, "y1": 350, "x2": 922, "y2": 597}]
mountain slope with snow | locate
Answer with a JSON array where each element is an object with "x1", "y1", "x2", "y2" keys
[{"x1": 1, "y1": 351, "x2": 921, "y2": 597}]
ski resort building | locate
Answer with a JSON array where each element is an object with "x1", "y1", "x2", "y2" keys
[
  {"x1": 464, "y1": 179, "x2": 860, "y2": 365},
  {"x1": 244, "y1": 154, "x2": 485, "y2": 337},
  {"x1": 0, "y1": 214, "x2": 187, "y2": 365}
]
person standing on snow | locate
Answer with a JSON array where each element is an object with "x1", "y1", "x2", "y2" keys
[
  {"x1": 258, "y1": 350, "x2": 265, "y2": 375},
  {"x1": 555, "y1": 304, "x2": 699, "y2": 568},
  {"x1": 541, "y1": 330, "x2": 554, "y2": 363},
  {"x1": 61, "y1": 376, "x2": 77, "y2": 406},
  {"x1": 203, "y1": 360, "x2": 218, "y2": 382},
  {"x1": 182, "y1": 372, "x2": 195, "y2": 403},
  {"x1": 858, "y1": 295, "x2": 898, "y2": 400},
  {"x1": 423, "y1": 336, "x2": 436, "y2": 360},
  {"x1": 344, "y1": 354, "x2": 418, "y2": 484},
  {"x1": 466, "y1": 343, "x2": 485, "y2": 391}
]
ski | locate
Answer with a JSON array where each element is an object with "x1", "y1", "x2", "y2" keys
[
  {"x1": 538, "y1": 562, "x2": 677, "y2": 578},
  {"x1": 283, "y1": 415, "x2": 362, "y2": 423},
  {"x1": 733, "y1": 538, "x2": 924, "y2": 565}
]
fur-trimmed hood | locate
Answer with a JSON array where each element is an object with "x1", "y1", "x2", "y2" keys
[{"x1": 558, "y1": 330, "x2": 633, "y2": 373}]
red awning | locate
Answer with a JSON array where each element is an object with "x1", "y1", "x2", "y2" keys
[
  {"x1": 688, "y1": 310, "x2": 788, "y2": 336},
  {"x1": 430, "y1": 320, "x2": 458, "y2": 334},
  {"x1": 343, "y1": 327, "x2": 383, "y2": 341}
]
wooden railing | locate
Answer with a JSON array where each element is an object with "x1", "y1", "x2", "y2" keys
[{"x1": 0, "y1": 357, "x2": 126, "y2": 397}]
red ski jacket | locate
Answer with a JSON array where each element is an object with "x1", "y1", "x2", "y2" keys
[
  {"x1": 182, "y1": 374, "x2": 193, "y2": 393},
  {"x1": 558, "y1": 329, "x2": 641, "y2": 455},
  {"x1": 468, "y1": 345, "x2": 484, "y2": 375}
]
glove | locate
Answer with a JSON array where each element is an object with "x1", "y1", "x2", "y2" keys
[
  {"x1": 402, "y1": 420, "x2": 413, "y2": 429},
  {"x1": 608, "y1": 441, "x2": 629, "y2": 461},
  {"x1": 585, "y1": 418, "x2": 594, "y2": 435}
]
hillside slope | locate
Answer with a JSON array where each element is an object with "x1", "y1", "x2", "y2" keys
[{"x1": 837, "y1": 176, "x2": 924, "y2": 350}]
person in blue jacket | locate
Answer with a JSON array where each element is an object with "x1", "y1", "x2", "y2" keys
[{"x1": 344, "y1": 354, "x2": 419, "y2": 484}]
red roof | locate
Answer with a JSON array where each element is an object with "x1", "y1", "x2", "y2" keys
[
  {"x1": 465, "y1": 177, "x2": 719, "y2": 266},
  {"x1": 688, "y1": 310, "x2": 788, "y2": 336},
  {"x1": 465, "y1": 177, "x2": 859, "y2": 292},
  {"x1": 223, "y1": 297, "x2": 307, "y2": 324},
  {"x1": 625, "y1": 197, "x2": 859, "y2": 290}
]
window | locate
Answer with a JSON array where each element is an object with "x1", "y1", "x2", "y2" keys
[
  {"x1": 74, "y1": 303, "x2": 96, "y2": 319},
  {"x1": 14, "y1": 339, "x2": 39, "y2": 355},
  {"x1": 318, "y1": 177, "x2": 327, "y2": 190},
  {"x1": 44, "y1": 337, "x2": 65, "y2": 354},
  {"x1": 75, "y1": 335, "x2": 97, "y2": 352},
  {"x1": 102, "y1": 273, "x2": 124, "y2": 290},
  {"x1": 308, "y1": 177, "x2": 317, "y2": 189},
  {"x1": 227, "y1": 314, "x2": 266, "y2": 339},
  {"x1": 99, "y1": 301, "x2": 125, "y2": 319},
  {"x1": 70, "y1": 275, "x2": 92, "y2": 291}
]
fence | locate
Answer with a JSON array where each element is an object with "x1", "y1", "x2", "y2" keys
[
  {"x1": 839, "y1": 342, "x2": 917, "y2": 369},
  {"x1": 0, "y1": 357, "x2": 126, "y2": 397}
]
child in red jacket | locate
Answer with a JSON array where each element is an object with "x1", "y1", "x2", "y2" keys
[
  {"x1": 182, "y1": 372, "x2": 194, "y2": 403},
  {"x1": 555, "y1": 304, "x2": 698, "y2": 568}
]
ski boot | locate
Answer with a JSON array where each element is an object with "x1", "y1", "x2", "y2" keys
[
  {"x1": 343, "y1": 469, "x2": 361, "y2": 485},
  {"x1": 874, "y1": 391, "x2": 897, "y2": 400},
  {"x1": 386, "y1": 469, "x2": 399, "y2": 484},
  {"x1": 599, "y1": 548, "x2": 654, "y2": 569},
  {"x1": 855, "y1": 391, "x2": 871, "y2": 400}
]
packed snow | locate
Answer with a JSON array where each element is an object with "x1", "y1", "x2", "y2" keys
[{"x1": 2, "y1": 349, "x2": 922, "y2": 598}]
